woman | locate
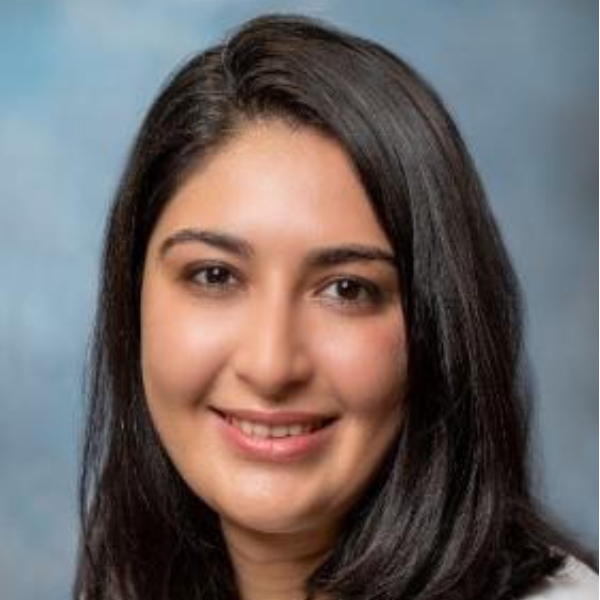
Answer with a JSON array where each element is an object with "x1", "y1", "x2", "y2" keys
[{"x1": 73, "y1": 13, "x2": 597, "y2": 600}]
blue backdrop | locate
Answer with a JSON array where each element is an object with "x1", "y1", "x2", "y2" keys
[{"x1": 0, "y1": 1, "x2": 597, "y2": 598}]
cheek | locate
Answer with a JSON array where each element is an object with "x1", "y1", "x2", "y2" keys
[
  {"x1": 141, "y1": 275, "x2": 407, "y2": 420},
  {"x1": 316, "y1": 311, "x2": 407, "y2": 416},
  {"x1": 141, "y1": 288, "x2": 234, "y2": 406}
]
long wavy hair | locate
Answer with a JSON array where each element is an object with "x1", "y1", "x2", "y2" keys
[{"x1": 73, "y1": 12, "x2": 591, "y2": 600}]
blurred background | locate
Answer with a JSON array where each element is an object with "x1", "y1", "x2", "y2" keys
[{"x1": 0, "y1": 0, "x2": 597, "y2": 598}]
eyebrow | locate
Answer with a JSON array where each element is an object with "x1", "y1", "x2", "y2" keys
[{"x1": 157, "y1": 227, "x2": 397, "y2": 269}]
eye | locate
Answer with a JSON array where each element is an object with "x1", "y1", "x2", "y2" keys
[
  {"x1": 319, "y1": 277, "x2": 384, "y2": 309},
  {"x1": 184, "y1": 263, "x2": 241, "y2": 295},
  {"x1": 183, "y1": 262, "x2": 384, "y2": 308}
]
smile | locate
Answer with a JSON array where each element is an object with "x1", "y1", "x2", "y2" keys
[
  {"x1": 211, "y1": 409, "x2": 339, "y2": 462},
  {"x1": 224, "y1": 415, "x2": 330, "y2": 439}
]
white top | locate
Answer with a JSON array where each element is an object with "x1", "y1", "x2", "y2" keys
[{"x1": 521, "y1": 556, "x2": 598, "y2": 599}]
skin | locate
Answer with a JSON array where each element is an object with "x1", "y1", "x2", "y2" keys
[{"x1": 140, "y1": 119, "x2": 408, "y2": 600}]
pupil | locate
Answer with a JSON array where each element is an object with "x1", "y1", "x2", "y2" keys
[
  {"x1": 339, "y1": 280, "x2": 359, "y2": 299},
  {"x1": 207, "y1": 267, "x2": 227, "y2": 284}
]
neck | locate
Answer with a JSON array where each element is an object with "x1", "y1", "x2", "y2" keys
[{"x1": 220, "y1": 517, "x2": 338, "y2": 600}]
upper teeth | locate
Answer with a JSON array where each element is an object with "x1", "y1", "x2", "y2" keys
[{"x1": 227, "y1": 416, "x2": 325, "y2": 438}]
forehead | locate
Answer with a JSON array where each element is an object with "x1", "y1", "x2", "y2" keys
[{"x1": 151, "y1": 120, "x2": 391, "y2": 252}]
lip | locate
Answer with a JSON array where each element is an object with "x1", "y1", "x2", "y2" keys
[
  {"x1": 210, "y1": 407, "x2": 338, "y2": 426},
  {"x1": 210, "y1": 409, "x2": 338, "y2": 463}
]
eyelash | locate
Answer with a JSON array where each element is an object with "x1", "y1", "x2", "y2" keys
[{"x1": 181, "y1": 262, "x2": 385, "y2": 309}]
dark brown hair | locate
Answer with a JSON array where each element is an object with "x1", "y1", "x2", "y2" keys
[{"x1": 74, "y1": 12, "x2": 591, "y2": 600}]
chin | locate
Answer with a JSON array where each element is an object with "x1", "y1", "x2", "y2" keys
[{"x1": 220, "y1": 507, "x2": 321, "y2": 536}]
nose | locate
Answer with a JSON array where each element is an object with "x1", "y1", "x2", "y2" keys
[{"x1": 231, "y1": 287, "x2": 313, "y2": 400}]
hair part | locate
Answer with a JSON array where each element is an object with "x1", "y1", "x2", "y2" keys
[{"x1": 74, "y1": 12, "x2": 591, "y2": 600}]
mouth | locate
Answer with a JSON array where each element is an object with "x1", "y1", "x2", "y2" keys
[
  {"x1": 211, "y1": 408, "x2": 338, "y2": 439},
  {"x1": 210, "y1": 408, "x2": 339, "y2": 462}
]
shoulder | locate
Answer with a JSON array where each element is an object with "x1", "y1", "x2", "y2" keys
[{"x1": 520, "y1": 555, "x2": 598, "y2": 600}]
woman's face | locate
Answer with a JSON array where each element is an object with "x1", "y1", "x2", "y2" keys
[{"x1": 141, "y1": 119, "x2": 408, "y2": 536}]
